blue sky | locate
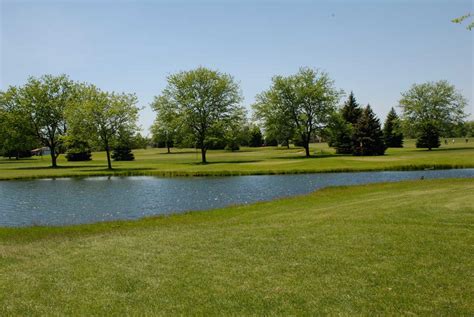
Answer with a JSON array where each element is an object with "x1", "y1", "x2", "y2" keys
[{"x1": 1, "y1": 0, "x2": 473, "y2": 133}]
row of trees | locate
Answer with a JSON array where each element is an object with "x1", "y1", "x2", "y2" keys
[
  {"x1": 1, "y1": 68, "x2": 470, "y2": 166},
  {"x1": 0, "y1": 75, "x2": 140, "y2": 168},
  {"x1": 151, "y1": 67, "x2": 469, "y2": 162}
]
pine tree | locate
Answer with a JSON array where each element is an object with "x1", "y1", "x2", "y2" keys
[
  {"x1": 416, "y1": 122, "x2": 441, "y2": 150},
  {"x1": 341, "y1": 91, "x2": 362, "y2": 125},
  {"x1": 327, "y1": 113, "x2": 353, "y2": 154},
  {"x1": 352, "y1": 105, "x2": 387, "y2": 156},
  {"x1": 383, "y1": 107, "x2": 404, "y2": 147},
  {"x1": 249, "y1": 126, "x2": 263, "y2": 147},
  {"x1": 112, "y1": 146, "x2": 135, "y2": 161}
]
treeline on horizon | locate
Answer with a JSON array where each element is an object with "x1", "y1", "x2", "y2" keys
[{"x1": 0, "y1": 67, "x2": 471, "y2": 168}]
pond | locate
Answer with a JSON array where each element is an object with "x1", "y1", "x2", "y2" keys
[{"x1": 1, "y1": 169, "x2": 473, "y2": 227}]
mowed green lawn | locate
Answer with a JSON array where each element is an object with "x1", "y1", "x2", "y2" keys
[
  {"x1": 1, "y1": 138, "x2": 474, "y2": 180},
  {"x1": 0, "y1": 179, "x2": 472, "y2": 315}
]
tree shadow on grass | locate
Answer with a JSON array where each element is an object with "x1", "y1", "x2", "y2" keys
[
  {"x1": 158, "y1": 151, "x2": 197, "y2": 155},
  {"x1": 186, "y1": 160, "x2": 263, "y2": 166},
  {"x1": 78, "y1": 167, "x2": 155, "y2": 173},
  {"x1": 0, "y1": 159, "x2": 39, "y2": 164},
  {"x1": 424, "y1": 147, "x2": 474, "y2": 152},
  {"x1": 272, "y1": 153, "x2": 341, "y2": 160},
  {"x1": 13, "y1": 165, "x2": 105, "y2": 170}
]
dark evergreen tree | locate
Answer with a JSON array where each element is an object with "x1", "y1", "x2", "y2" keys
[
  {"x1": 112, "y1": 146, "x2": 135, "y2": 161},
  {"x1": 65, "y1": 139, "x2": 92, "y2": 162},
  {"x1": 249, "y1": 126, "x2": 263, "y2": 147},
  {"x1": 341, "y1": 91, "x2": 362, "y2": 125},
  {"x1": 416, "y1": 122, "x2": 441, "y2": 150},
  {"x1": 352, "y1": 105, "x2": 387, "y2": 156},
  {"x1": 327, "y1": 113, "x2": 353, "y2": 154},
  {"x1": 383, "y1": 107, "x2": 404, "y2": 147}
]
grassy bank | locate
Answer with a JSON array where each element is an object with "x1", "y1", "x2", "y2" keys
[
  {"x1": 1, "y1": 178, "x2": 473, "y2": 315},
  {"x1": 1, "y1": 138, "x2": 473, "y2": 180}
]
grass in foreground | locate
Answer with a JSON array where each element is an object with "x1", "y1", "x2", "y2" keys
[
  {"x1": 0, "y1": 138, "x2": 474, "y2": 180},
  {"x1": 1, "y1": 178, "x2": 473, "y2": 315}
]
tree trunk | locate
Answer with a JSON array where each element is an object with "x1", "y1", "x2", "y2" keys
[
  {"x1": 105, "y1": 144, "x2": 112, "y2": 169},
  {"x1": 286, "y1": 139, "x2": 290, "y2": 149},
  {"x1": 167, "y1": 146, "x2": 170, "y2": 154},
  {"x1": 304, "y1": 143, "x2": 310, "y2": 157},
  {"x1": 201, "y1": 148, "x2": 207, "y2": 164},
  {"x1": 50, "y1": 145, "x2": 57, "y2": 168}
]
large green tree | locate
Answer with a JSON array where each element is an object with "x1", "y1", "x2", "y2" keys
[
  {"x1": 399, "y1": 80, "x2": 467, "y2": 146},
  {"x1": 152, "y1": 67, "x2": 243, "y2": 163},
  {"x1": 254, "y1": 68, "x2": 341, "y2": 157},
  {"x1": 67, "y1": 85, "x2": 139, "y2": 169},
  {"x1": 16, "y1": 75, "x2": 77, "y2": 167},
  {"x1": 383, "y1": 107, "x2": 404, "y2": 148}
]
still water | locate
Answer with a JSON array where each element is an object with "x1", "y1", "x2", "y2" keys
[{"x1": 1, "y1": 169, "x2": 473, "y2": 227}]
